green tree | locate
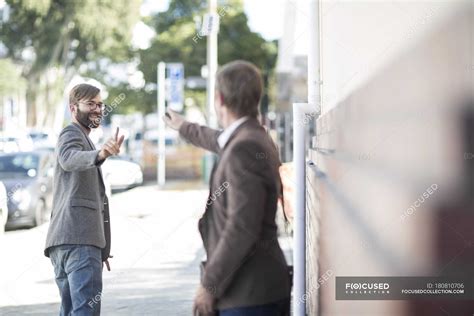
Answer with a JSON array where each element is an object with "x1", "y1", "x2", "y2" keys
[
  {"x1": 0, "y1": 0, "x2": 141, "y2": 127},
  {"x1": 136, "y1": 0, "x2": 277, "y2": 115},
  {"x1": 0, "y1": 58, "x2": 26, "y2": 95},
  {"x1": 106, "y1": 83, "x2": 156, "y2": 115}
]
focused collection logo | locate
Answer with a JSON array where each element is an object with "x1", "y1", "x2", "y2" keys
[
  {"x1": 337, "y1": 277, "x2": 472, "y2": 300},
  {"x1": 345, "y1": 282, "x2": 390, "y2": 295}
]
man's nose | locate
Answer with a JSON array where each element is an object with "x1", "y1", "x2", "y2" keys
[{"x1": 91, "y1": 107, "x2": 102, "y2": 114}]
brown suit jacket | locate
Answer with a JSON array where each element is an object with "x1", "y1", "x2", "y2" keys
[{"x1": 179, "y1": 118, "x2": 291, "y2": 310}]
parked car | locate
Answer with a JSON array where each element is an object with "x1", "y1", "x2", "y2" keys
[
  {"x1": 0, "y1": 181, "x2": 8, "y2": 234},
  {"x1": 0, "y1": 151, "x2": 54, "y2": 229},
  {"x1": 0, "y1": 135, "x2": 34, "y2": 153},
  {"x1": 27, "y1": 130, "x2": 57, "y2": 150},
  {"x1": 102, "y1": 155, "x2": 143, "y2": 191}
]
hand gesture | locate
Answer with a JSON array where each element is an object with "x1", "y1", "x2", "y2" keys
[{"x1": 98, "y1": 127, "x2": 125, "y2": 161}]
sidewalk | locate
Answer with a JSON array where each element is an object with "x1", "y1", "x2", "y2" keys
[{"x1": 0, "y1": 182, "x2": 293, "y2": 315}]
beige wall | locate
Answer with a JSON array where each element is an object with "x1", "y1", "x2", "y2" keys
[{"x1": 320, "y1": 0, "x2": 466, "y2": 113}]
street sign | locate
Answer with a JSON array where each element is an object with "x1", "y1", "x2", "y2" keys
[
  {"x1": 200, "y1": 13, "x2": 220, "y2": 36},
  {"x1": 166, "y1": 63, "x2": 184, "y2": 112}
]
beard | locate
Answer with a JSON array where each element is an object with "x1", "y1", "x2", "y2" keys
[{"x1": 75, "y1": 108, "x2": 102, "y2": 129}]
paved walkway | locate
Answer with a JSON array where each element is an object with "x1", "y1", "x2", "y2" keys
[{"x1": 0, "y1": 183, "x2": 292, "y2": 315}]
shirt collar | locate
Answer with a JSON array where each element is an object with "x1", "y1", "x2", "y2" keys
[{"x1": 217, "y1": 116, "x2": 249, "y2": 149}]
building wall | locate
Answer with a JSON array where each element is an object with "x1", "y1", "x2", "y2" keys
[
  {"x1": 320, "y1": 0, "x2": 465, "y2": 114},
  {"x1": 306, "y1": 4, "x2": 473, "y2": 315}
]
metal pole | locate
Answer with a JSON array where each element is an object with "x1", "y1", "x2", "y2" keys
[
  {"x1": 205, "y1": 0, "x2": 218, "y2": 182},
  {"x1": 284, "y1": 112, "x2": 291, "y2": 162},
  {"x1": 206, "y1": 0, "x2": 217, "y2": 128},
  {"x1": 293, "y1": 2, "x2": 321, "y2": 314},
  {"x1": 157, "y1": 62, "x2": 166, "y2": 187},
  {"x1": 293, "y1": 103, "x2": 310, "y2": 316}
]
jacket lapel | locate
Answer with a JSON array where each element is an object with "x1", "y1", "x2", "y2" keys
[{"x1": 71, "y1": 123, "x2": 106, "y2": 188}]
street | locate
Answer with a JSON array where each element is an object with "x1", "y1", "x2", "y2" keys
[{"x1": 0, "y1": 183, "x2": 293, "y2": 315}]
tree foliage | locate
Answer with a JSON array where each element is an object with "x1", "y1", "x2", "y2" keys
[
  {"x1": 0, "y1": 0, "x2": 141, "y2": 125},
  {"x1": 134, "y1": 0, "x2": 277, "y2": 114},
  {"x1": 0, "y1": 0, "x2": 278, "y2": 122}
]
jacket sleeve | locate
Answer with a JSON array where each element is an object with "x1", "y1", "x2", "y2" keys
[
  {"x1": 179, "y1": 121, "x2": 221, "y2": 154},
  {"x1": 57, "y1": 127, "x2": 101, "y2": 172},
  {"x1": 201, "y1": 141, "x2": 268, "y2": 298}
]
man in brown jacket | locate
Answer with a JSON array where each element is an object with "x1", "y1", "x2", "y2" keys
[{"x1": 164, "y1": 60, "x2": 290, "y2": 316}]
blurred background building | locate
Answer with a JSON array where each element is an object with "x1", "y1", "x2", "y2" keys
[{"x1": 0, "y1": 0, "x2": 473, "y2": 315}]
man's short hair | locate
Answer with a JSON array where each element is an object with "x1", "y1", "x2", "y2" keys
[
  {"x1": 216, "y1": 60, "x2": 263, "y2": 118},
  {"x1": 69, "y1": 83, "x2": 100, "y2": 105}
]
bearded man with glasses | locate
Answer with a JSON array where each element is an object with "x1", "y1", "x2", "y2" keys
[{"x1": 44, "y1": 83, "x2": 124, "y2": 316}]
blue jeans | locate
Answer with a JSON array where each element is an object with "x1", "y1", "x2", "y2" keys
[
  {"x1": 218, "y1": 298, "x2": 290, "y2": 316},
  {"x1": 50, "y1": 245, "x2": 103, "y2": 316}
]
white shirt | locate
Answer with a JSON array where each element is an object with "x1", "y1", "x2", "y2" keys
[{"x1": 217, "y1": 116, "x2": 249, "y2": 149}]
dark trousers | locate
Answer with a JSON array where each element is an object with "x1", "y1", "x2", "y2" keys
[{"x1": 218, "y1": 298, "x2": 290, "y2": 316}]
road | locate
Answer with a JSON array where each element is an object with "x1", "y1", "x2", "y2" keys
[{"x1": 0, "y1": 183, "x2": 293, "y2": 315}]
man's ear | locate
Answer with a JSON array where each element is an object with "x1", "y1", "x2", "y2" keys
[
  {"x1": 69, "y1": 103, "x2": 76, "y2": 114},
  {"x1": 215, "y1": 91, "x2": 224, "y2": 106}
]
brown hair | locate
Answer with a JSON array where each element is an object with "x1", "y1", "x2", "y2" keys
[
  {"x1": 69, "y1": 83, "x2": 100, "y2": 105},
  {"x1": 216, "y1": 60, "x2": 263, "y2": 118}
]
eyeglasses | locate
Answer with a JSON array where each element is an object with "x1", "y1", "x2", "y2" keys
[{"x1": 78, "y1": 101, "x2": 106, "y2": 111}]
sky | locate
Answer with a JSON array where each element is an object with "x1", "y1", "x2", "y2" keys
[{"x1": 243, "y1": 0, "x2": 286, "y2": 41}]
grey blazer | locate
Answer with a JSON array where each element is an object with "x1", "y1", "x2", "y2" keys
[{"x1": 44, "y1": 123, "x2": 111, "y2": 261}]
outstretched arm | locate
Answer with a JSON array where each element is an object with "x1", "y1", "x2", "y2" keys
[{"x1": 164, "y1": 110, "x2": 221, "y2": 153}]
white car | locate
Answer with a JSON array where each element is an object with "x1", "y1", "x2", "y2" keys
[
  {"x1": 28, "y1": 130, "x2": 57, "y2": 149},
  {"x1": 0, "y1": 181, "x2": 8, "y2": 234},
  {"x1": 0, "y1": 135, "x2": 34, "y2": 153},
  {"x1": 102, "y1": 156, "x2": 143, "y2": 191}
]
